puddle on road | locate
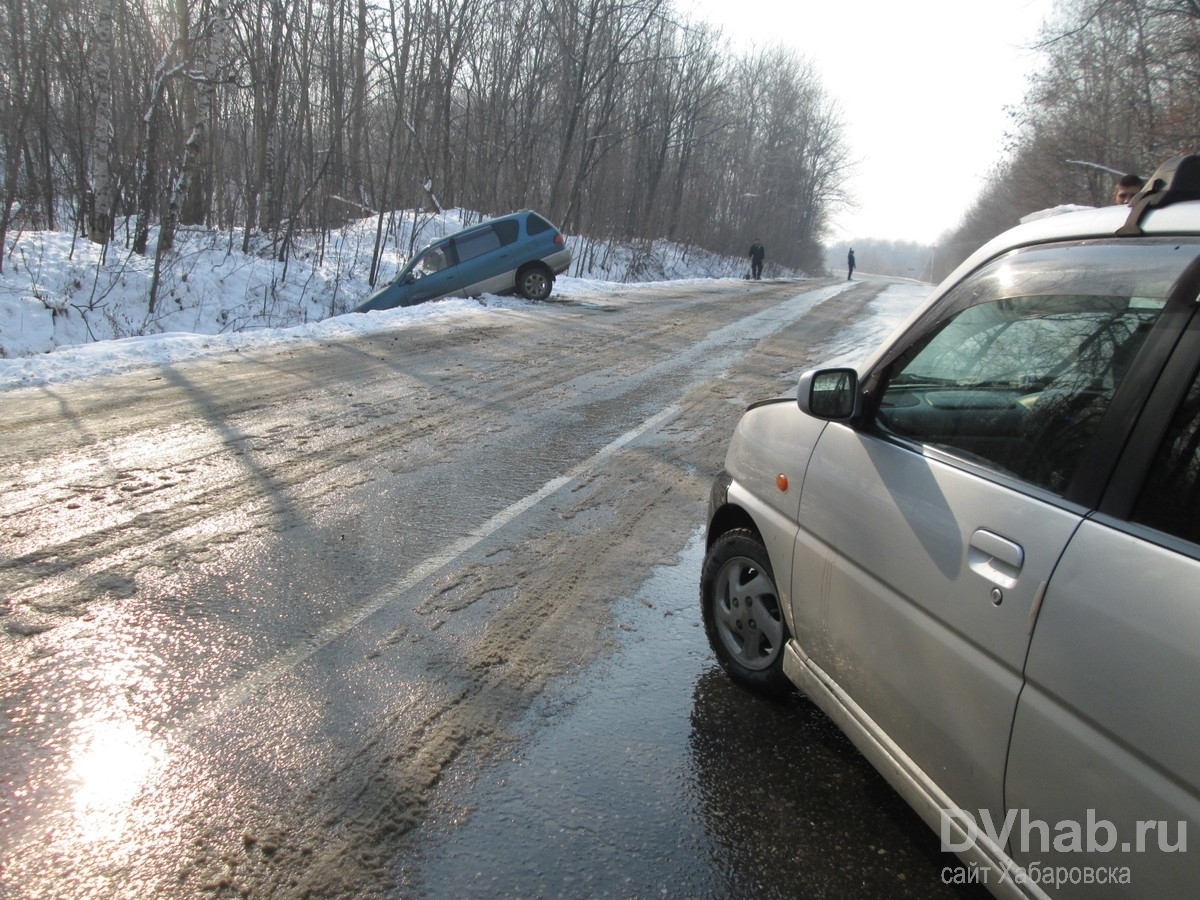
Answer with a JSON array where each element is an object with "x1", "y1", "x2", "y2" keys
[{"x1": 395, "y1": 531, "x2": 985, "y2": 899}]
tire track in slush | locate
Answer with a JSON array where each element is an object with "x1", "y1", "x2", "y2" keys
[
  {"x1": 2, "y1": 279, "x2": 876, "y2": 898},
  {"x1": 180, "y1": 279, "x2": 855, "y2": 723},
  {"x1": 159, "y1": 281, "x2": 866, "y2": 897},
  {"x1": 1, "y1": 281, "x2": 849, "y2": 627}
]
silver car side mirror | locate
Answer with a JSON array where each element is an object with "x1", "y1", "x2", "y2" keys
[{"x1": 797, "y1": 368, "x2": 859, "y2": 420}]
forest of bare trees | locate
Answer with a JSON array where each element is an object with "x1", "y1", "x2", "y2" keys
[
  {"x1": 936, "y1": 0, "x2": 1200, "y2": 280},
  {"x1": 0, "y1": 0, "x2": 852, "y2": 301},
  {"x1": 8, "y1": 0, "x2": 1200, "y2": 302}
]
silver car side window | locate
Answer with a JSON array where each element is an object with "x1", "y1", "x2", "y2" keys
[
  {"x1": 872, "y1": 241, "x2": 1198, "y2": 493},
  {"x1": 1132, "y1": 363, "x2": 1200, "y2": 543}
]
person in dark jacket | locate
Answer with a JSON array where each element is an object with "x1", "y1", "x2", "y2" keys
[
  {"x1": 748, "y1": 240, "x2": 765, "y2": 280},
  {"x1": 847, "y1": 248, "x2": 856, "y2": 280}
]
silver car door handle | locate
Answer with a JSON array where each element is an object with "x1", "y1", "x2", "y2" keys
[{"x1": 968, "y1": 528, "x2": 1024, "y2": 589}]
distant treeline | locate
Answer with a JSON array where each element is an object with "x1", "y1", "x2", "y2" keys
[
  {"x1": 935, "y1": 0, "x2": 1200, "y2": 281},
  {"x1": 0, "y1": 0, "x2": 851, "y2": 304}
]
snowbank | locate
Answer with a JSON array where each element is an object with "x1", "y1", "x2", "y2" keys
[{"x1": 0, "y1": 211, "x2": 783, "y2": 390}]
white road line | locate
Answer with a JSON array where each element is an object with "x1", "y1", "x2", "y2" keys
[{"x1": 182, "y1": 403, "x2": 681, "y2": 731}]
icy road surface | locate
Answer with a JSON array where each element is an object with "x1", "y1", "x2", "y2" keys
[{"x1": 0, "y1": 277, "x2": 984, "y2": 898}]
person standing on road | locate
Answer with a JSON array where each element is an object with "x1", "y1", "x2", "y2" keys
[
  {"x1": 847, "y1": 248, "x2": 856, "y2": 280},
  {"x1": 748, "y1": 240, "x2": 765, "y2": 280}
]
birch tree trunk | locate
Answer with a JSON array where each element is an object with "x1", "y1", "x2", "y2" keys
[
  {"x1": 150, "y1": 0, "x2": 230, "y2": 312},
  {"x1": 86, "y1": 0, "x2": 115, "y2": 245}
]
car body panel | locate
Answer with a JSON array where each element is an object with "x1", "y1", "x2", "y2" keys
[
  {"x1": 719, "y1": 399, "x2": 828, "y2": 639},
  {"x1": 1005, "y1": 519, "x2": 1200, "y2": 897},
  {"x1": 355, "y1": 238, "x2": 462, "y2": 311},
  {"x1": 403, "y1": 267, "x2": 462, "y2": 306},
  {"x1": 793, "y1": 422, "x2": 1081, "y2": 823},
  {"x1": 780, "y1": 641, "x2": 1051, "y2": 900},
  {"x1": 723, "y1": 398, "x2": 819, "y2": 527},
  {"x1": 354, "y1": 210, "x2": 570, "y2": 311},
  {"x1": 454, "y1": 221, "x2": 517, "y2": 295}
]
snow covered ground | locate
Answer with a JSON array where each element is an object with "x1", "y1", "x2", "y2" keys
[{"x1": 0, "y1": 210, "x2": 928, "y2": 391}]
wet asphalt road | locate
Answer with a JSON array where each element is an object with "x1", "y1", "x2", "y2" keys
[
  {"x1": 397, "y1": 534, "x2": 986, "y2": 900},
  {"x1": 1, "y1": 278, "x2": 987, "y2": 898}
]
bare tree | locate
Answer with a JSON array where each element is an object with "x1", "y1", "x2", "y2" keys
[
  {"x1": 86, "y1": 0, "x2": 115, "y2": 245},
  {"x1": 543, "y1": 0, "x2": 665, "y2": 231},
  {"x1": 8, "y1": 0, "x2": 859, "y2": 283},
  {"x1": 151, "y1": 0, "x2": 231, "y2": 311},
  {"x1": 941, "y1": 0, "x2": 1200, "y2": 275},
  {"x1": 1, "y1": 0, "x2": 36, "y2": 272}
]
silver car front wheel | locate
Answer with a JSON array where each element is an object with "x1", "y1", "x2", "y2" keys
[{"x1": 700, "y1": 528, "x2": 792, "y2": 696}]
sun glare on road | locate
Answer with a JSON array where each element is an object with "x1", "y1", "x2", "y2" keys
[{"x1": 69, "y1": 709, "x2": 165, "y2": 840}]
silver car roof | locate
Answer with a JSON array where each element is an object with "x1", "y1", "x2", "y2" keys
[
  {"x1": 850, "y1": 200, "x2": 1200, "y2": 379},
  {"x1": 946, "y1": 201, "x2": 1200, "y2": 290}
]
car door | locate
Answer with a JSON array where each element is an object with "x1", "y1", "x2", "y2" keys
[
  {"x1": 789, "y1": 240, "x2": 1200, "y2": 830},
  {"x1": 1005, "y1": 304, "x2": 1200, "y2": 897},
  {"x1": 452, "y1": 224, "x2": 505, "y2": 295},
  {"x1": 401, "y1": 238, "x2": 462, "y2": 304},
  {"x1": 453, "y1": 219, "x2": 520, "y2": 296}
]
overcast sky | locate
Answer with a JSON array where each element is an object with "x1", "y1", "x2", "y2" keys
[{"x1": 688, "y1": 0, "x2": 1058, "y2": 245}]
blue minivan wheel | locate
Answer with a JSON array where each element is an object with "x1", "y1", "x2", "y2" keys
[{"x1": 517, "y1": 266, "x2": 553, "y2": 301}]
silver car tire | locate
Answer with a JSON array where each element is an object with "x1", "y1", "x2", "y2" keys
[
  {"x1": 700, "y1": 528, "x2": 792, "y2": 696},
  {"x1": 517, "y1": 265, "x2": 553, "y2": 301}
]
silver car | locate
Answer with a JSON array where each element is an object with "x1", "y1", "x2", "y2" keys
[{"x1": 702, "y1": 156, "x2": 1200, "y2": 899}]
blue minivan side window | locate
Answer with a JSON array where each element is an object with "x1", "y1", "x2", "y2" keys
[
  {"x1": 455, "y1": 227, "x2": 502, "y2": 263},
  {"x1": 413, "y1": 241, "x2": 453, "y2": 278},
  {"x1": 494, "y1": 219, "x2": 519, "y2": 244},
  {"x1": 526, "y1": 213, "x2": 553, "y2": 236}
]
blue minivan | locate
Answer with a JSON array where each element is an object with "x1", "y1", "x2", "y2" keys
[{"x1": 355, "y1": 210, "x2": 572, "y2": 312}]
